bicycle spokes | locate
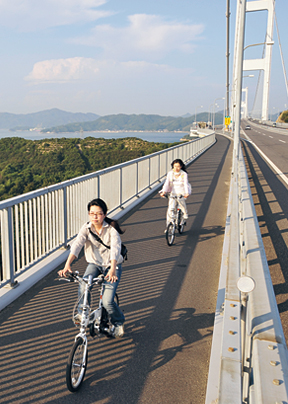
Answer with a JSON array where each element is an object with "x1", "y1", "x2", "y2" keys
[
  {"x1": 66, "y1": 337, "x2": 88, "y2": 392},
  {"x1": 166, "y1": 222, "x2": 175, "y2": 246}
]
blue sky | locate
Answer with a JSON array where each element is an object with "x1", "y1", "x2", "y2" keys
[{"x1": 0, "y1": 0, "x2": 287, "y2": 117}]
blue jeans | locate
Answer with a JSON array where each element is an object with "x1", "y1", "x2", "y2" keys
[{"x1": 78, "y1": 263, "x2": 125, "y2": 326}]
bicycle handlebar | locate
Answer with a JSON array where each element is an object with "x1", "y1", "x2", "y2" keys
[
  {"x1": 164, "y1": 194, "x2": 183, "y2": 199},
  {"x1": 58, "y1": 271, "x2": 106, "y2": 285}
]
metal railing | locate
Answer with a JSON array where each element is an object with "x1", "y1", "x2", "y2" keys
[
  {"x1": 0, "y1": 134, "x2": 215, "y2": 288},
  {"x1": 205, "y1": 145, "x2": 288, "y2": 404}
]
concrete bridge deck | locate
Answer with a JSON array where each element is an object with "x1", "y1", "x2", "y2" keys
[{"x1": 0, "y1": 134, "x2": 232, "y2": 404}]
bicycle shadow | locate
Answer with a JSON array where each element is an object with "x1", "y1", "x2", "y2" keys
[
  {"x1": 83, "y1": 307, "x2": 214, "y2": 402},
  {"x1": 130, "y1": 307, "x2": 214, "y2": 371}
]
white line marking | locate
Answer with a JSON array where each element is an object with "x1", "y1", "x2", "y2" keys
[
  {"x1": 269, "y1": 136, "x2": 273, "y2": 138},
  {"x1": 279, "y1": 139, "x2": 286, "y2": 143},
  {"x1": 242, "y1": 131, "x2": 288, "y2": 187}
]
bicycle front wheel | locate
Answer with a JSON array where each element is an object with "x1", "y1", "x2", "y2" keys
[
  {"x1": 166, "y1": 223, "x2": 175, "y2": 246},
  {"x1": 66, "y1": 337, "x2": 88, "y2": 392}
]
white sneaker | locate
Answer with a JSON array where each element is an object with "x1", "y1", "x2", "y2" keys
[{"x1": 113, "y1": 324, "x2": 124, "y2": 338}]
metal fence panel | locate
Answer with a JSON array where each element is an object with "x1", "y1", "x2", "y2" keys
[
  {"x1": 121, "y1": 164, "x2": 137, "y2": 204},
  {"x1": 138, "y1": 159, "x2": 150, "y2": 193}
]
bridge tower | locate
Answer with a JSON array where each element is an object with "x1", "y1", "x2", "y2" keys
[{"x1": 232, "y1": 0, "x2": 275, "y2": 122}]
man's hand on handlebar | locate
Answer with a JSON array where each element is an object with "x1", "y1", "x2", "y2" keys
[
  {"x1": 58, "y1": 253, "x2": 76, "y2": 277},
  {"x1": 58, "y1": 266, "x2": 72, "y2": 278},
  {"x1": 159, "y1": 191, "x2": 166, "y2": 198},
  {"x1": 105, "y1": 260, "x2": 118, "y2": 283},
  {"x1": 105, "y1": 268, "x2": 118, "y2": 283}
]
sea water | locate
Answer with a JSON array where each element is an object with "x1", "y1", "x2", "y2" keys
[{"x1": 0, "y1": 129, "x2": 188, "y2": 143}]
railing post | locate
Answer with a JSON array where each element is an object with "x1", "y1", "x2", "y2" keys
[
  {"x1": 148, "y1": 157, "x2": 151, "y2": 188},
  {"x1": 63, "y1": 187, "x2": 68, "y2": 247},
  {"x1": 120, "y1": 167, "x2": 123, "y2": 207},
  {"x1": 136, "y1": 161, "x2": 139, "y2": 196},
  {"x1": 1, "y1": 207, "x2": 17, "y2": 287}
]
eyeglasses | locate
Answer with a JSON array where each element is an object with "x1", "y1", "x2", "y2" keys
[{"x1": 89, "y1": 212, "x2": 104, "y2": 217}]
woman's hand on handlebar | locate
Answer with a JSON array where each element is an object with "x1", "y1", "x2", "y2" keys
[{"x1": 160, "y1": 191, "x2": 166, "y2": 198}]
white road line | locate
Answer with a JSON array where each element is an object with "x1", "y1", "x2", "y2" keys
[
  {"x1": 269, "y1": 136, "x2": 273, "y2": 138},
  {"x1": 279, "y1": 139, "x2": 286, "y2": 143},
  {"x1": 242, "y1": 131, "x2": 288, "y2": 187}
]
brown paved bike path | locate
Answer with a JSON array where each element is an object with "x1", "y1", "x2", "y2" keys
[{"x1": 0, "y1": 134, "x2": 232, "y2": 404}]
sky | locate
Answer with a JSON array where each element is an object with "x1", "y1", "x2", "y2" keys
[{"x1": 0, "y1": 0, "x2": 287, "y2": 118}]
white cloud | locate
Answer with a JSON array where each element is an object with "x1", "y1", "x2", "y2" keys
[
  {"x1": 25, "y1": 57, "x2": 100, "y2": 83},
  {"x1": 0, "y1": 0, "x2": 112, "y2": 31},
  {"x1": 73, "y1": 14, "x2": 204, "y2": 60},
  {"x1": 25, "y1": 57, "x2": 195, "y2": 84},
  {"x1": 21, "y1": 57, "x2": 198, "y2": 115}
]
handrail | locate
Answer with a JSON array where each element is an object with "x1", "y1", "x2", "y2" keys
[{"x1": 0, "y1": 134, "x2": 215, "y2": 288}]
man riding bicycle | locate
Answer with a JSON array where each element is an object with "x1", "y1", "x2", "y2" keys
[{"x1": 58, "y1": 198, "x2": 125, "y2": 338}]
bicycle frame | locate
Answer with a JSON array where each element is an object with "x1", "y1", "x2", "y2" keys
[
  {"x1": 166, "y1": 194, "x2": 183, "y2": 220},
  {"x1": 75, "y1": 274, "x2": 94, "y2": 343}
]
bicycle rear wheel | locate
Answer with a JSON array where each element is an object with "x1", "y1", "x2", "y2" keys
[
  {"x1": 66, "y1": 337, "x2": 88, "y2": 392},
  {"x1": 166, "y1": 223, "x2": 175, "y2": 246}
]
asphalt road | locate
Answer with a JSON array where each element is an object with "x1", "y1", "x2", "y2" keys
[
  {"x1": 241, "y1": 121, "x2": 288, "y2": 344},
  {"x1": 241, "y1": 119, "x2": 288, "y2": 175},
  {"x1": 0, "y1": 135, "x2": 233, "y2": 404}
]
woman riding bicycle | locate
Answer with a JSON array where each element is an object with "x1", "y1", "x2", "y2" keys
[
  {"x1": 160, "y1": 159, "x2": 191, "y2": 228},
  {"x1": 58, "y1": 198, "x2": 125, "y2": 338}
]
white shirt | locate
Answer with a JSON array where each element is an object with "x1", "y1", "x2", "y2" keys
[
  {"x1": 162, "y1": 170, "x2": 190, "y2": 196},
  {"x1": 70, "y1": 220, "x2": 123, "y2": 267}
]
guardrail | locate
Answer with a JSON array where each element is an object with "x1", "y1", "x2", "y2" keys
[
  {"x1": 205, "y1": 145, "x2": 288, "y2": 403},
  {"x1": 249, "y1": 119, "x2": 288, "y2": 130},
  {"x1": 0, "y1": 134, "x2": 215, "y2": 290}
]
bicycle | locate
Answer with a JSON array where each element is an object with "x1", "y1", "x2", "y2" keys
[
  {"x1": 165, "y1": 194, "x2": 186, "y2": 246},
  {"x1": 58, "y1": 270, "x2": 120, "y2": 392}
]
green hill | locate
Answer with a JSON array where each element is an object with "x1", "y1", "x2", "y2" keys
[
  {"x1": 0, "y1": 136, "x2": 180, "y2": 201},
  {"x1": 41, "y1": 112, "x2": 224, "y2": 133},
  {"x1": 278, "y1": 109, "x2": 288, "y2": 123}
]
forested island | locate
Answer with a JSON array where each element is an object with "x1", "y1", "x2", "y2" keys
[
  {"x1": 40, "y1": 113, "x2": 219, "y2": 133},
  {"x1": 0, "y1": 136, "x2": 180, "y2": 201}
]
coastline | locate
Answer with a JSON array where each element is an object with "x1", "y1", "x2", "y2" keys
[
  {"x1": 40, "y1": 129, "x2": 189, "y2": 134},
  {"x1": 0, "y1": 129, "x2": 188, "y2": 143}
]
